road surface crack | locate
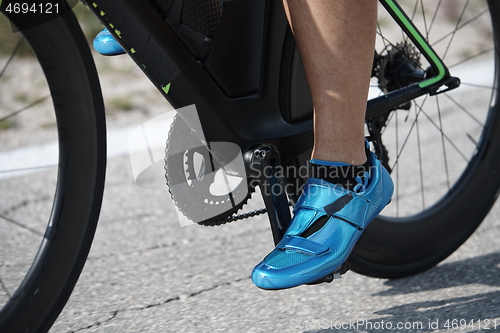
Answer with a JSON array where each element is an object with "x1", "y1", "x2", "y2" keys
[{"x1": 70, "y1": 276, "x2": 248, "y2": 332}]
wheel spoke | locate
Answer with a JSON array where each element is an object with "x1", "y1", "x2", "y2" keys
[
  {"x1": 431, "y1": 8, "x2": 487, "y2": 49},
  {"x1": 415, "y1": 104, "x2": 425, "y2": 210},
  {"x1": 404, "y1": 0, "x2": 420, "y2": 46},
  {"x1": 0, "y1": 164, "x2": 57, "y2": 175},
  {"x1": 460, "y1": 82, "x2": 494, "y2": 90},
  {"x1": 0, "y1": 95, "x2": 50, "y2": 124},
  {"x1": 380, "y1": 111, "x2": 395, "y2": 135},
  {"x1": 442, "y1": 0, "x2": 469, "y2": 61},
  {"x1": 377, "y1": 22, "x2": 391, "y2": 54},
  {"x1": 435, "y1": 96, "x2": 451, "y2": 189},
  {"x1": 390, "y1": 95, "x2": 427, "y2": 172},
  {"x1": 419, "y1": 106, "x2": 470, "y2": 162},
  {"x1": 448, "y1": 47, "x2": 493, "y2": 69},
  {"x1": 0, "y1": 278, "x2": 11, "y2": 298},
  {"x1": 390, "y1": 98, "x2": 429, "y2": 215},
  {"x1": 443, "y1": 93, "x2": 484, "y2": 128},
  {"x1": 0, "y1": 214, "x2": 44, "y2": 236},
  {"x1": 0, "y1": 38, "x2": 23, "y2": 81},
  {"x1": 466, "y1": 133, "x2": 479, "y2": 149},
  {"x1": 419, "y1": 0, "x2": 429, "y2": 41},
  {"x1": 427, "y1": 0, "x2": 443, "y2": 37}
]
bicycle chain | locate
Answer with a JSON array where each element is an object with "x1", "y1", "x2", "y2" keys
[
  {"x1": 199, "y1": 199, "x2": 297, "y2": 226},
  {"x1": 198, "y1": 207, "x2": 268, "y2": 226}
]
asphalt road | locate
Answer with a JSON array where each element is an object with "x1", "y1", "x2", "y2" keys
[{"x1": 49, "y1": 150, "x2": 500, "y2": 333}]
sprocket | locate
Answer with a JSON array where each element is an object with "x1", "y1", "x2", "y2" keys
[
  {"x1": 376, "y1": 42, "x2": 422, "y2": 94},
  {"x1": 165, "y1": 114, "x2": 254, "y2": 226},
  {"x1": 369, "y1": 42, "x2": 423, "y2": 173}
]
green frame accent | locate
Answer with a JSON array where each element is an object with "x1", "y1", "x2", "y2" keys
[
  {"x1": 162, "y1": 83, "x2": 171, "y2": 94},
  {"x1": 381, "y1": 0, "x2": 448, "y2": 88}
]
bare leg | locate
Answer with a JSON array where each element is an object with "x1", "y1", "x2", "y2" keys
[
  {"x1": 283, "y1": 0, "x2": 377, "y2": 165},
  {"x1": 252, "y1": 2, "x2": 393, "y2": 290}
]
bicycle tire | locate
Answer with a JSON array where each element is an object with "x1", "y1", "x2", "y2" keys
[
  {"x1": 0, "y1": 10, "x2": 106, "y2": 333},
  {"x1": 281, "y1": 0, "x2": 500, "y2": 278}
]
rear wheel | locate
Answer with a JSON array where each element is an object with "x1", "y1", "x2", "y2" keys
[
  {"x1": 282, "y1": 0, "x2": 500, "y2": 278},
  {"x1": 0, "y1": 10, "x2": 106, "y2": 333}
]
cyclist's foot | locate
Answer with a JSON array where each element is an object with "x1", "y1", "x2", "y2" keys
[
  {"x1": 251, "y1": 141, "x2": 394, "y2": 290},
  {"x1": 93, "y1": 28, "x2": 125, "y2": 56}
]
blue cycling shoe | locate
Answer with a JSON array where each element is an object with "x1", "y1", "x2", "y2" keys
[
  {"x1": 93, "y1": 28, "x2": 125, "y2": 56},
  {"x1": 252, "y1": 146, "x2": 394, "y2": 290}
]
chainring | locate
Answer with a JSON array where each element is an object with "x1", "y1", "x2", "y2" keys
[{"x1": 165, "y1": 114, "x2": 254, "y2": 226}]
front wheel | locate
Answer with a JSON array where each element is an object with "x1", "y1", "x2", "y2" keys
[
  {"x1": 282, "y1": 0, "x2": 500, "y2": 278},
  {"x1": 0, "y1": 9, "x2": 106, "y2": 333}
]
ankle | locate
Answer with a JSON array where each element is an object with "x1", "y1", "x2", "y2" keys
[
  {"x1": 311, "y1": 146, "x2": 367, "y2": 166},
  {"x1": 309, "y1": 158, "x2": 371, "y2": 192}
]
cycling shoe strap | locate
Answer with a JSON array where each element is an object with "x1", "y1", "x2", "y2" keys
[
  {"x1": 294, "y1": 180, "x2": 370, "y2": 230},
  {"x1": 278, "y1": 235, "x2": 329, "y2": 255}
]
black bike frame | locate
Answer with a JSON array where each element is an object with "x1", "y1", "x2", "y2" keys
[{"x1": 83, "y1": 0, "x2": 456, "y2": 164}]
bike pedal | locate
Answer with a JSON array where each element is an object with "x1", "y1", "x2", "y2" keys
[{"x1": 306, "y1": 261, "x2": 350, "y2": 285}]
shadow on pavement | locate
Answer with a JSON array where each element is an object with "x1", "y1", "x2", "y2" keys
[
  {"x1": 374, "y1": 251, "x2": 500, "y2": 296},
  {"x1": 305, "y1": 252, "x2": 500, "y2": 333},
  {"x1": 306, "y1": 290, "x2": 500, "y2": 332}
]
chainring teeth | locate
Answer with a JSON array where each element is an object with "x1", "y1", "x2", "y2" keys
[{"x1": 165, "y1": 115, "x2": 254, "y2": 226}]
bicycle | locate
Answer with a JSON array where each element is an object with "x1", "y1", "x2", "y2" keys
[{"x1": 1, "y1": 0, "x2": 499, "y2": 331}]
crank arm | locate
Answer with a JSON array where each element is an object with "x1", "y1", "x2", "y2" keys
[{"x1": 246, "y1": 144, "x2": 292, "y2": 245}]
